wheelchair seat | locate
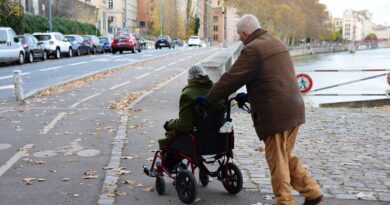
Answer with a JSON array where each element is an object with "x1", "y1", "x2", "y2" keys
[{"x1": 169, "y1": 102, "x2": 229, "y2": 156}]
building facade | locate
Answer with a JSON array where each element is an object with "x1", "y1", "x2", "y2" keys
[
  {"x1": 105, "y1": 0, "x2": 137, "y2": 34},
  {"x1": 210, "y1": 0, "x2": 238, "y2": 46},
  {"x1": 342, "y1": 9, "x2": 373, "y2": 41}
]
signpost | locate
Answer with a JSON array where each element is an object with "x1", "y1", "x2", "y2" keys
[{"x1": 296, "y1": 73, "x2": 313, "y2": 94}]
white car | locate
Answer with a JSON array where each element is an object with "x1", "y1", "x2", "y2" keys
[
  {"x1": 0, "y1": 27, "x2": 25, "y2": 65},
  {"x1": 33, "y1": 32, "x2": 72, "y2": 59},
  {"x1": 187, "y1": 35, "x2": 202, "y2": 47}
]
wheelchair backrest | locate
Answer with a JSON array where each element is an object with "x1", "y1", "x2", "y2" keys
[{"x1": 194, "y1": 102, "x2": 228, "y2": 155}]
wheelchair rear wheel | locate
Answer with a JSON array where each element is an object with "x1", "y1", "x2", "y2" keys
[
  {"x1": 156, "y1": 175, "x2": 165, "y2": 195},
  {"x1": 176, "y1": 170, "x2": 198, "y2": 204},
  {"x1": 221, "y1": 163, "x2": 243, "y2": 194}
]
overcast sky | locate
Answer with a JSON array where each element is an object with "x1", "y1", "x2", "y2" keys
[{"x1": 319, "y1": 0, "x2": 390, "y2": 25}]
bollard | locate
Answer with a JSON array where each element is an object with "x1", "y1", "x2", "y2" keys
[{"x1": 13, "y1": 70, "x2": 24, "y2": 101}]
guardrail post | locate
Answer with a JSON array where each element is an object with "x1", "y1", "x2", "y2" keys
[{"x1": 13, "y1": 70, "x2": 24, "y2": 101}]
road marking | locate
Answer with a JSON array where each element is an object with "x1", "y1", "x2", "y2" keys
[
  {"x1": 186, "y1": 56, "x2": 192, "y2": 60},
  {"x1": 0, "y1": 144, "x2": 34, "y2": 177},
  {"x1": 0, "y1": 85, "x2": 13, "y2": 91},
  {"x1": 92, "y1": 58, "x2": 110, "y2": 62},
  {"x1": 154, "y1": 66, "x2": 167, "y2": 71},
  {"x1": 110, "y1": 81, "x2": 131, "y2": 90},
  {"x1": 40, "y1": 112, "x2": 67, "y2": 134},
  {"x1": 110, "y1": 56, "x2": 122, "y2": 59},
  {"x1": 142, "y1": 54, "x2": 153, "y2": 57},
  {"x1": 69, "y1": 62, "x2": 87, "y2": 66},
  {"x1": 135, "y1": 72, "x2": 150, "y2": 80},
  {"x1": 38, "y1": 66, "x2": 63, "y2": 72},
  {"x1": 179, "y1": 58, "x2": 186, "y2": 62},
  {"x1": 168, "y1": 62, "x2": 177, "y2": 66},
  {"x1": 70, "y1": 92, "x2": 101, "y2": 108},
  {"x1": 0, "y1": 75, "x2": 13, "y2": 80}
]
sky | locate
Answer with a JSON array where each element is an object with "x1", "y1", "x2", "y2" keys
[{"x1": 319, "y1": 0, "x2": 390, "y2": 25}]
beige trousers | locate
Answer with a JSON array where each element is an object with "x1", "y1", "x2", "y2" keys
[{"x1": 264, "y1": 126, "x2": 322, "y2": 205}]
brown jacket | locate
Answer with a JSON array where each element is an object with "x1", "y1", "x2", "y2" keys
[{"x1": 207, "y1": 29, "x2": 305, "y2": 140}]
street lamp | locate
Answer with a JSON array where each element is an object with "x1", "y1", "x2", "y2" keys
[
  {"x1": 160, "y1": 0, "x2": 163, "y2": 36},
  {"x1": 48, "y1": 0, "x2": 52, "y2": 32}
]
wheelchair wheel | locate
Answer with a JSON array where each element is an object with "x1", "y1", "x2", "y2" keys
[
  {"x1": 221, "y1": 163, "x2": 243, "y2": 194},
  {"x1": 156, "y1": 175, "x2": 165, "y2": 195},
  {"x1": 176, "y1": 170, "x2": 198, "y2": 204},
  {"x1": 199, "y1": 169, "x2": 209, "y2": 187}
]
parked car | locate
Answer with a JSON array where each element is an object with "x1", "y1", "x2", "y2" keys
[
  {"x1": 111, "y1": 32, "x2": 141, "y2": 54},
  {"x1": 33, "y1": 32, "x2": 72, "y2": 59},
  {"x1": 65, "y1": 34, "x2": 90, "y2": 56},
  {"x1": 188, "y1": 35, "x2": 202, "y2": 47},
  {"x1": 98, "y1": 36, "x2": 113, "y2": 53},
  {"x1": 0, "y1": 27, "x2": 24, "y2": 65},
  {"x1": 173, "y1": 38, "x2": 183, "y2": 47},
  {"x1": 83, "y1": 35, "x2": 104, "y2": 54},
  {"x1": 18, "y1": 34, "x2": 47, "y2": 63},
  {"x1": 155, "y1": 35, "x2": 175, "y2": 49}
]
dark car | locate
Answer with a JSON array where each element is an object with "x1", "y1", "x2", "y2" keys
[
  {"x1": 155, "y1": 35, "x2": 174, "y2": 49},
  {"x1": 18, "y1": 34, "x2": 47, "y2": 63},
  {"x1": 173, "y1": 38, "x2": 183, "y2": 47},
  {"x1": 82, "y1": 35, "x2": 104, "y2": 54},
  {"x1": 98, "y1": 36, "x2": 113, "y2": 53},
  {"x1": 111, "y1": 32, "x2": 141, "y2": 54},
  {"x1": 65, "y1": 34, "x2": 91, "y2": 56}
]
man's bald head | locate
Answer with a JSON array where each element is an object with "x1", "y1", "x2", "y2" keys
[{"x1": 236, "y1": 14, "x2": 261, "y2": 44}]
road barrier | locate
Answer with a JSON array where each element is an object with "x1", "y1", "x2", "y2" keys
[{"x1": 13, "y1": 70, "x2": 24, "y2": 101}]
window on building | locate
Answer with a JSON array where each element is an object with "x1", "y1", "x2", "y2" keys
[
  {"x1": 213, "y1": 35, "x2": 218, "y2": 41},
  {"x1": 213, "y1": 25, "x2": 218, "y2": 32},
  {"x1": 108, "y1": 0, "x2": 113, "y2": 9},
  {"x1": 140, "y1": 21, "x2": 145, "y2": 28},
  {"x1": 213, "y1": 16, "x2": 218, "y2": 23}
]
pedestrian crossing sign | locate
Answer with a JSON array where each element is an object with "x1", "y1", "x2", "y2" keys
[{"x1": 296, "y1": 73, "x2": 313, "y2": 94}]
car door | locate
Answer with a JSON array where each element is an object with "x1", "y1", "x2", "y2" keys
[
  {"x1": 59, "y1": 33, "x2": 69, "y2": 52},
  {"x1": 8, "y1": 29, "x2": 21, "y2": 60},
  {"x1": 31, "y1": 36, "x2": 43, "y2": 57}
]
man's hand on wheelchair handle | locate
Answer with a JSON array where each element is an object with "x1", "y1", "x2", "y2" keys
[
  {"x1": 235, "y1": 92, "x2": 248, "y2": 108},
  {"x1": 195, "y1": 95, "x2": 208, "y2": 105}
]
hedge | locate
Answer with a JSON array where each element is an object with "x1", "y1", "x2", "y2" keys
[{"x1": 22, "y1": 13, "x2": 100, "y2": 35}]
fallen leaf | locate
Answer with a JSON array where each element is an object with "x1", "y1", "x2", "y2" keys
[
  {"x1": 83, "y1": 170, "x2": 98, "y2": 179},
  {"x1": 120, "y1": 156, "x2": 134, "y2": 160},
  {"x1": 106, "y1": 192, "x2": 115, "y2": 197},
  {"x1": 73, "y1": 194, "x2": 80, "y2": 197},
  {"x1": 23, "y1": 177, "x2": 36, "y2": 185},
  {"x1": 142, "y1": 186, "x2": 154, "y2": 192},
  {"x1": 34, "y1": 160, "x2": 46, "y2": 165},
  {"x1": 264, "y1": 195, "x2": 274, "y2": 200},
  {"x1": 37, "y1": 178, "x2": 46, "y2": 182},
  {"x1": 123, "y1": 180, "x2": 136, "y2": 185},
  {"x1": 255, "y1": 146, "x2": 265, "y2": 152},
  {"x1": 116, "y1": 192, "x2": 127, "y2": 196},
  {"x1": 147, "y1": 157, "x2": 153, "y2": 161},
  {"x1": 103, "y1": 166, "x2": 114, "y2": 170},
  {"x1": 61, "y1": 178, "x2": 70, "y2": 181}
]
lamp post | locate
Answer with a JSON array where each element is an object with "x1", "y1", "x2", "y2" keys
[
  {"x1": 48, "y1": 0, "x2": 52, "y2": 32},
  {"x1": 160, "y1": 0, "x2": 163, "y2": 36}
]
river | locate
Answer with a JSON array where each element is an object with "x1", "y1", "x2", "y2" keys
[{"x1": 293, "y1": 48, "x2": 390, "y2": 106}]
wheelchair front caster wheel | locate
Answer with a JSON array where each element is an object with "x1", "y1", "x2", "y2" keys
[
  {"x1": 176, "y1": 170, "x2": 198, "y2": 204},
  {"x1": 156, "y1": 175, "x2": 165, "y2": 195},
  {"x1": 199, "y1": 170, "x2": 209, "y2": 187}
]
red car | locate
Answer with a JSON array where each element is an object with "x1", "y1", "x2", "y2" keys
[{"x1": 111, "y1": 33, "x2": 141, "y2": 54}]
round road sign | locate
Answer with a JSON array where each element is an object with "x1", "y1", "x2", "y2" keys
[{"x1": 296, "y1": 73, "x2": 313, "y2": 94}]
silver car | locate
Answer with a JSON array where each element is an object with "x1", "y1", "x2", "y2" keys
[
  {"x1": 33, "y1": 32, "x2": 72, "y2": 59},
  {"x1": 0, "y1": 27, "x2": 25, "y2": 65}
]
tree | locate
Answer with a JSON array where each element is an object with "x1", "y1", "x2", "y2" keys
[
  {"x1": 0, "y1": 0, "x2": 24, "y2": 33},
  {"x1": 365, "y1": 33, "x2": 377, "y2": 40}
]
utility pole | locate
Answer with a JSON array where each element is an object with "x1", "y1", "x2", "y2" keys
[
  {"x1": 125, "y1": 0, "x2": 128, "y2": 32},
  {"x1": 48, "y1": 0, "x2": 52, "y2": 32},
  {"x1": 160, "y1": 0, "x2": 163, "y2": 36}
]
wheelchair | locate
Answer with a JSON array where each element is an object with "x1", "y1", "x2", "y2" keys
[{"x1": 143, "y1": 97, "x2": 251, "y2": 204}]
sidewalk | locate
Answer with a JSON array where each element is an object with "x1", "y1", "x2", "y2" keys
[{"x1": 115, "y1": 69, "x2": 390, "y2": 205}]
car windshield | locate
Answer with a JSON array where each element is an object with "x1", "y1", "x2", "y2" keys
[
  {"x1": 65, "y1": 36, "x2": 75, "y2": 41},
  {"x1": 190, "y1": 36, "x2": 199, "y2": 40},
  {"x1": 83, "y1": 36, "x2": 91, "y2": 40},
  {"x1": 115, "y1": 35, "x2": 128, "y2": 39},
  {"x1": 0, "y1": 31, "x2": 7, "y2": 42},
  {"x1": 158, "y1": 36, "x2": 168, "y2": 40},
  {"x1": 35, "y1": 35, "x2": 51, "y2": 41},
  {"x1": 99, "y1": 37, "x2": 108, "y2": 42},
  {"x1": 18, "y1": 36, "x2": 27, "y2": 43}
]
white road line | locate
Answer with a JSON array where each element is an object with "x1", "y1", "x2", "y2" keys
[
  {"x1": 0, "y1": 144, "x2": 34, "y2": 177},
  {"x1": 154, "y1": 66, "x2": 167, "y2": 72},
  {"x1": 69, "y1": 62, "x2": 87, "y2": 66},
  {"x1": 109, "y1": 81, "x2": 131, "y2": 90},
  {"x1": 38, "y1": 66, "x2": 63, "y2": 72},
  {"x1": 0, "y1": 85, "x2": 13, "y2": 91},
  {"x1": 179, "y1": 58, "x2": 186, "y2": 62},
  {"x1": 186, "y1": 56, "x2": 192, "y2": 60},
  {"x1": 142, "y1": 54, "x2": 153, "y2": 57},
  {"x1": 110, "y1": 56, "x2": 122, "y2": 59},
  {"x1": 168, "y1": 62, "x2": 177, "y2": 66},
  {"x1": 0, "y1": 75, "x2": 12, "y2": 80},
  {"x1": 135, "y1": 72, "x2": 150, "y2": 80},
  {"x1": 70, "y1": 92, "x2": 101, "y2": 108},
  {"x1": 40, "y1": 112, "x2": 67, "y2": 134},
  {"x1": 92, "y1": 58, "x2": 110, "y2": 62}
]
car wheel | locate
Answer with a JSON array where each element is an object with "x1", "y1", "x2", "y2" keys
[
  {"x1": 119, "y1": 50, "x2": 123, "y2": 54},
  {"x1": 18, "y1": 52, "x2": 24, "y2": 65},
  {"x1": 55, "y1": 48, "x2": 61, "y2": 59},
  {"x1": 68, "y1": 48, "x2": 72, "y2": 57},
  {"x1": 76, "y1": 48, "x2": 81, "y2": 56},
  {"x1": 131, "y1": 48, "x2": 135, "y2": 53},
  {"x1": 87, "y1": 48, "x2": 91, "y2": 55},
  {"x1": 41, "y1": 51, "x2": 47, "y2": 61},
  {"x1": 93, "y1": 47, "x2": 97, "y2": 54},
  {"x1": 137, "y1": 47, "x2": 141, "y2": 52},
  {"x1": 112, "y1": 50, "x2": 116, "y2": 54},
  {"x1": 28, "y1": 52, "x2": 34, "y2": 63}
]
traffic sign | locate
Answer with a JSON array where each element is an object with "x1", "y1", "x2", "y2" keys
[{"x1": 296, "y1": 73, "x2": 313, "y2": 94}]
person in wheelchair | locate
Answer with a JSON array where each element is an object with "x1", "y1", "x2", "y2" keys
[{"x1": 158, "y1": 65, "x2": 225, "y2": 171}]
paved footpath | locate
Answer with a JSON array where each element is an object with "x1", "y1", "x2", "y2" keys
[{"x1": 233, "y1": 105, "x2": 390, "y2": 202}]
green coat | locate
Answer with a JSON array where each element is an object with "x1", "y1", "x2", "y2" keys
[{"x1": 158, "y1": 76, "x2": 225, "y2": 149}]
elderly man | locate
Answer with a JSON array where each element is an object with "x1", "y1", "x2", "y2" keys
[
  {"x1": 158, "y1": 65, "x2": 224, "y2": 170},
  {"x1": 205, "y1": 14, "x2": 323, "y2": 205}
]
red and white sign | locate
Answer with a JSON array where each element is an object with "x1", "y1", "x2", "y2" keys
[
  {"x1": 387, "y1": 72, "x2": 390, "y2": 86},
  {"x1": 296, "y1": 73, "x2": 313, "y2": 94}
]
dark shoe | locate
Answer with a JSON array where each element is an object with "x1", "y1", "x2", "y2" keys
[{"x1": 303, "y1": 195, "x2": 323, "y2": 205}]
